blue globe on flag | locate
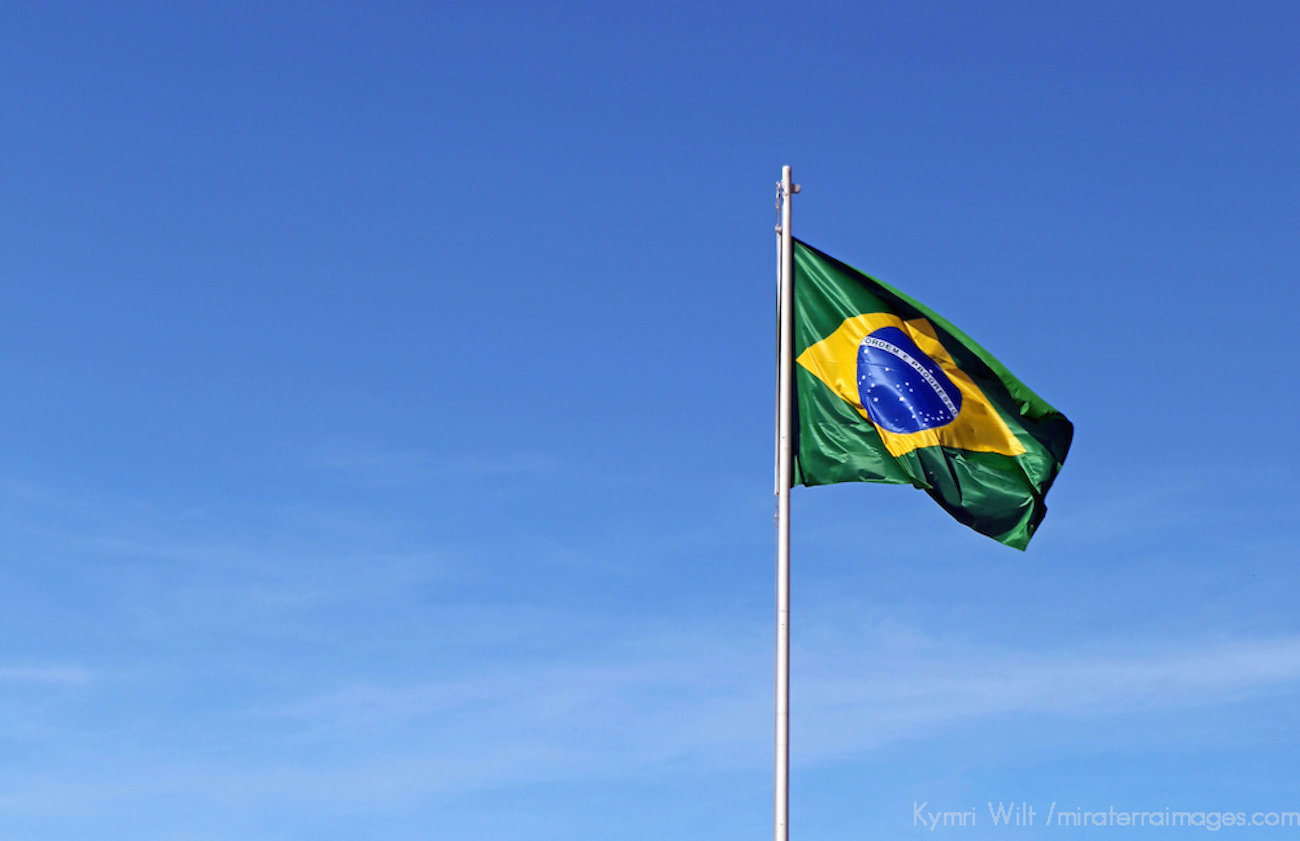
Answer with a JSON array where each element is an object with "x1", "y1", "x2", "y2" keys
[{"x1": 856, "y1": 326, "x2": 963, "y2": 434}]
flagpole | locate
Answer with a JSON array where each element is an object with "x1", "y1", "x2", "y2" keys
[{"x1": 775, "y1": 165, "x2": 797, "y2": 841}]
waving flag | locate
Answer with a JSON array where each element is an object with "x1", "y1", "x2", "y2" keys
[{"x1": 791, "y1": 239, "x2": 1072, "y2": 549}]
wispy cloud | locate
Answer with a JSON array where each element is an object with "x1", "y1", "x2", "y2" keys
[
  {"x1": 264, "y1": 624, "x2": 770, "y2": 785},
  {"x1": 4, "y1": 477, "x2": 1298, "y2": 820},
  {"x1": 308, "y1": 444, "x2": 429, "y2": 484},
  {"x1": 440, "y1": 452, "x2": 565, "y2": 477},
  {"x1": 258, "y1": 623, "x2": 1300, "y2": 792},
  {"x1": 307, "y1": 443, "x2": 564, "y2": 485},
  {"x1": 3, "y1": 616, "x2": 1299, "y2": 819},
  {"x1": 797, "y1": 629, "x2": 1300, "y2": 760},
  {"x1": 0, "y1": 666, "x2": 92, "y2": 685}
]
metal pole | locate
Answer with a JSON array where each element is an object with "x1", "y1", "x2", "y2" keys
[{"x1": 774, "y1": 165, "x2": 796, "y2": 841}]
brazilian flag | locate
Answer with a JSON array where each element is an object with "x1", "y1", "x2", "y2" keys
[{"x1": 792, "y1": 239, "x2": 1072, "y2": 549}]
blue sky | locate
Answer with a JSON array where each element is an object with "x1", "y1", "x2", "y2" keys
[{"x1": 3, "y1": 2, "x2": 1299, "y2": 838}]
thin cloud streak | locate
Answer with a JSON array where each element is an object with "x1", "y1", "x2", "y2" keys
[
  {"x1": 3, "y1": 625, "x2": 1300, "y2": 816},
  {"x1": 260, "y1": 626, "x2": 1300, "y2": 790},
  {"x1": 799, "y1": 633, "x2": 1300, "y2": 759},
  {"x1": 307, "y1": 443, "x2": 565, "y2": 484},
  {"x1": 0, "y1": 666, "x2": 92, "y2": 685}
]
